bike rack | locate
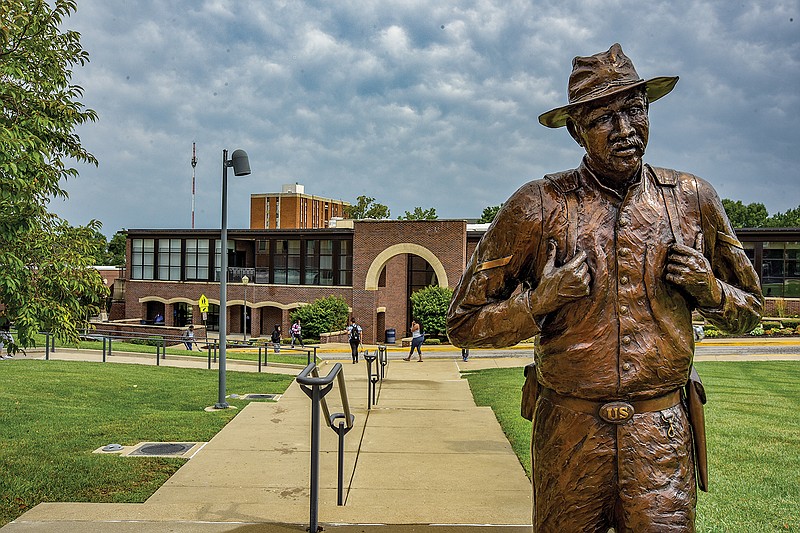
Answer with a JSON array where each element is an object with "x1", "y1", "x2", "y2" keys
[{"x1": 296, "y1": 362, "x2": 354, "y2": 532}]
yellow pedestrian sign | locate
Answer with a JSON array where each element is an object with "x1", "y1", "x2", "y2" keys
[{"x1": 198, "y1": 294, "x2": 209, "y2": 313}]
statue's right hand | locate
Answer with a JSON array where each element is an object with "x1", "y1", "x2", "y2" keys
[{"x1": 532, "y1": 240, "x2": 591, "y2": 314}]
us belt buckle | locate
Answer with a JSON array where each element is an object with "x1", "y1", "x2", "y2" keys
[{"x1": 599, "y1": 401, "x2": 635, "y2": 424}]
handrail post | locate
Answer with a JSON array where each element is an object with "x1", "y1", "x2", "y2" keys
[
  {"x1": 45, "y1": 332, "x2": 50, "y2": 360},
  {"x1": 258, "y1": 346, "x2": 262, "y2": 372},
  {"x1": 102, "y1": 337, "x2": 107, "y2": 362},
  {"x1": 297, "y1": 362, "x2": 351, "y2": 530},
  {"x1": 363, "y1": 351, "x2": 378, "y2": 409}
]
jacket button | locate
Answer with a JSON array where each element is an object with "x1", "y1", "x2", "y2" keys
[
  {"x1": 620, "y1": 276, "x2": 629, "y2": 284},
  {"x1": 622, "y1": 335, "x2": 632, "y2": 345},
  {"x1": 620, "y1": 305, "x2": 629, "y2": 314},
  {"x1": 622, "y1": 362, "x2": 632, "y2": 371}
]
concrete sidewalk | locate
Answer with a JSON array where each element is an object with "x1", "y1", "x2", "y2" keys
[{"x1": 3, "y1": 356, "x2": 533, "y2": 532}]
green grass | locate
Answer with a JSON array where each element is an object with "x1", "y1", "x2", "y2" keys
[
  {"x1": 463, "y1": 361, "x2": 800, "y2": 532},
  {"x1": 0, "y1": 360, "x2": 294, "y2": 526}
]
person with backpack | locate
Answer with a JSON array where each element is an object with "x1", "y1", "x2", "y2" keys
[
  {"x1": 290, "y1": 319, "x2": 304, "y2": 348},
  {"x1": 347, "y1": 318, "x2": 361, "y2": 363},
  {"x1": 403, "y1": 319, "x2": 424, "y2": 362},
  {"x1": 271, "y1": 324, "x2": 282, "y2": 353}
]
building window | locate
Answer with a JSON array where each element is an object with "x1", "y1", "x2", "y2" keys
[
  {"x1": 338, "y1": 239, "x2": 352, "y2": 286},
  {"x1": 320, "y1": 239, "x2": 334, "y2": 285},
  {"x1": 185, "y1": 239, "x2": 210, "y2": 281},
  {"x1": 214, "y1": 240, "x2": 233, "y2": 281},
  {"x1": 305, "y1": 240, "x2": 319, "y2": 285},
  {"x1": 274, "y1": 239, "x2": 301, "y2": 285},
  {"x1": 131, "y1": 238, "x2": 155, "y2": 280},
  {"x1": 408, "y1": 254, "x2": 437, "y2": 293},
  {"x1": 206, "y1": 303, "x2": 220, "y2": 332},
  {"x1": 762, "y1": 242, "x2": 800, "y2": 298},
  {"x1": 158, "y1": 239, "x2": 182, "y2": 280}
]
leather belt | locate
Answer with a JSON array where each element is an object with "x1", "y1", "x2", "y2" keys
[{"x1": 541, "y1": 388, "x2": 681, "y2": 424}]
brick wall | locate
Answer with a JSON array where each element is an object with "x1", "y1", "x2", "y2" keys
[{"x1": 352, "y1": 220, "x2": 467, "y2": 343}]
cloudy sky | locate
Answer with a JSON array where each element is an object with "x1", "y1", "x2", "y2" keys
[{"x1": 52, "y1": 0, "x2": 799, "y2": 236}]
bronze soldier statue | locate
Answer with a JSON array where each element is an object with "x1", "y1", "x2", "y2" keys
[{"x1": 447, "y1": 44, "x2": 763, "y2": 531}]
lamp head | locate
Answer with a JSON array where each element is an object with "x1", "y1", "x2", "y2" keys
[{"x1": 230, "y1": 149, "x2": 251, "y2": 176}]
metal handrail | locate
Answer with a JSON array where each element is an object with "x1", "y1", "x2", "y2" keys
[{"x1": 296, "y1": 362, "x2": 355, "y2": 532}]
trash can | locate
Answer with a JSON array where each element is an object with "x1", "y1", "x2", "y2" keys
[{"x1": 385, "y1": 328, "x2": 396, "y2": 344}]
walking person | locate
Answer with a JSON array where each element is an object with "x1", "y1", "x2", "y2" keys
[
  {"x1": 180, "y1": 325, "x2": 198, "y2": 351},
  {"x1": 403, "y1": 320, "x2": 424, "y2": 361},
  {"x1": 347, "y1": 318, "x2": 361, "y2": 364},
  {"x1": 0, "y1": 322, "x2": 14, "y2": 359},
  {"x1": 271, "y1": 324, "x2": 282, "y2": 353},
  {"x1": 290, "y1": 319, "x2": 304, "y2": 348}
]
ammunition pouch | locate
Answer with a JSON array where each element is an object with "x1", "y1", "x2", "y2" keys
[
  {"x1": 521, "y1": 362, "x2": 538, "y2": 421},
  {"x1": 685, "y1": 365, "x2": 709, "y2": 492}
]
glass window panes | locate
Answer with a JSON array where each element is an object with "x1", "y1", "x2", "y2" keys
[
  {"x1": 158, "y1": 239, "x2": 181, "y2": 280},
  {"x1": 131, "y1": 239, "x2": 155, "y2": 279},
  {"x1": 186, "y1": 239, "x2": 210, "y2": 280}
]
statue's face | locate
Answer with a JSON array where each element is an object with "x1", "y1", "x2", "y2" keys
[{"x1": 570, "y1": 90, "x2": 649, "y2": 184}]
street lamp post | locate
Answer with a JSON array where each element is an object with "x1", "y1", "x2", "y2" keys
[
  {"x1": 216, "y1": 148, "x2": 251, "y2": 410},
  {"x1": 241, "y1": 274, "x2": 249, "y2": 342}
]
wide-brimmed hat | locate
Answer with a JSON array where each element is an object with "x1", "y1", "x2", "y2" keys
[{"x1": 538, "y1": 43, "x2": 679, "y2": 128}]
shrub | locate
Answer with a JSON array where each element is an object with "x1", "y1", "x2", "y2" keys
[
  {"x1": 704, "y1": 328, "x2": 724, "y2": 338},
  {"x1": 762, "y1": 321, "x2": 783, "y2": 330},
  {"x1": 410, "y1": 285, "x2": 453, "y2": 338},
  {"x1": 129, "y1": 336, "x2": 164, "y2": 347},
  {"x1": 749, "y1": 325, "x2": 765, "y2": 336},
  {"x1": 289, "y1": 296, "x2": 349, "y2": 339},
  {"x1": 781, "y1": 318, "x2": 800, "y2": 329},
  {"x1": 423, "y1": 338, "x2": 441, "y2": 345}
]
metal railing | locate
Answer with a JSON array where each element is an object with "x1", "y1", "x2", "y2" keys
[
  {"x1": 296, "y1": 362, "x2": 354, "y2": 532},
  {"x1": 363, "y1": 345, "x2": 388, "y2": 409}
]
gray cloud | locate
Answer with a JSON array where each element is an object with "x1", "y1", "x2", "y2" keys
[{"x1": 52, "y1": 0, "x2": 799, "y2": 235}]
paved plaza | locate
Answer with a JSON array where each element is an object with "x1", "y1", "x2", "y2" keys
[{"x1": 3, "y1": 339, "x2": 798, "y2": 531}]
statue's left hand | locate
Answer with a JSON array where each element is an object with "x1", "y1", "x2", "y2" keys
[{"x1": 666, "y1": 233, "x2": 723, "y2": 308}]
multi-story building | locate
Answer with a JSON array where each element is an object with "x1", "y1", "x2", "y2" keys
[
  {"x1": 117, "y1": 184, "x2": 800, "y2": 343},
  {"x1": 249, "y1": 183, "x2": 349, "y2": 230},
  {"x1": 123, "y1": 219, "x2": 479, "y2": 343}
]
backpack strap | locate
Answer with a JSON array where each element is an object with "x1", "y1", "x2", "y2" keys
[
  {"x1": 545, "y1": 170, "x2": 580, "y2": 257},
  {"x1": 650, "y1": 165, "x2": 701, "y2": 248}
]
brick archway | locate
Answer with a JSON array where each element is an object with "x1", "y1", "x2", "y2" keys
[{"x1": 364, "y1": 243, "x2": 448, "y2": 291}]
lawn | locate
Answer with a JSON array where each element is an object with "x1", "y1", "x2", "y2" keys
[
  {"x1": 0, "y1": 360, "x2": 294, "y2": 526},
  {"x1": 463, "y1": 361, "x2": 800, "y2": 532}
]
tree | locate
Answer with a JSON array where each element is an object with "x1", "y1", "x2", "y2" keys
[
  {"x1": 478, "y1": 204, "x2": 503, "y2": 224},
  {"x1": 345, "y1": 195, "x2": 391, "y2": 219},
  {"x1": 106, "y1": 230, "x2": 127, "y2": 266},
  {"x1": 0, "y1": 0, "x2": 107, "y2": 350},
  {"x1": 290, "y1": 295, "x2": 350, "y2": 340},
  {"x1": 409, "y1": 285, "x2": 453, "y2": 338},
  {"x1": 398, "y1": 207, "x2": 437, "y2": 220},
  {"x1": 721, "y1": 199, "x2": 768, "y2": 228},
  {"x1": 765, "y1": 206, "x2": 800, "y2": 228}
]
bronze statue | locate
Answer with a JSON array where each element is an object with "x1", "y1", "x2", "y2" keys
[{"x1": 447, "y1": 44, "x2": 763, "y2": 532}]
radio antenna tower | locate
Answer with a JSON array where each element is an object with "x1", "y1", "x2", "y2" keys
[{"x1": 191, "y1": 142, "x2": 197, "y2": 229}]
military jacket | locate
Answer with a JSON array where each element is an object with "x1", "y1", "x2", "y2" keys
[{"x1": 447, "y1": 161, "x2": 763, "y2": 400}]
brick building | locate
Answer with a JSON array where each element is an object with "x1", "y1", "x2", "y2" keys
[
  {"x1": 122, "y1": 219, "x2": 483, "y2": 344},
  {"x1": 249, "y1": 183, "x2": 349, "y2": 230},
  {"x1": 119, "y1": 185, "x2": 800, "y2": 340}
]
